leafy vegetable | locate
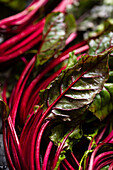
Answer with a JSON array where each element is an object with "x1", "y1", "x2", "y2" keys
[
  {"x1": 40, "y1": 49, "x2": 110, "y2": 121},
  {"x1": 36, "y1": 12, "x2": 76, "y2": 65},
  {"x1": 88, "y1": 32, "x2": 113, "y2": 55},
  {"x1": 89, "y1": 84, "x2": 113, "y2": 120},
  {"x1": 1, "y1": 1, "x2": 113, "y2": 170}
]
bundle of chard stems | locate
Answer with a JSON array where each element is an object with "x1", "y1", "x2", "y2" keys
[{"x1": 0, "y1": 0, "x2": 113, "y2": 170}]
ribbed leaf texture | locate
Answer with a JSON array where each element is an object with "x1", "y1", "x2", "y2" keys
[
  {"x1": 40, "y1": 49, "x2": 112, "y2": 121},
  {"x1": 37, "y1": 12, "x2": 76, "y2": 65},
  {"x1": 88, "y1": 32, "x2": 113, "y2": 56}
]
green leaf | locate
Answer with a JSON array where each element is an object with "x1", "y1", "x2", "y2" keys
[
  {"x1": 50, "y1": 124, "x2": 82, "y2": 149},
  {"x1": 88, "y1": 18, "x2": 113, "y2": 38},
  {"x1": 66, "y1": 51, "x2": 77, "y2": 69},
  {"x1": 88, "y1": 84, "x2": 113, "y2": 120},
  {"x1": 40, "y1": 49, "x2": 111, "y2": 121},
  {"x1": 88, "y1": 32, "x2": 113, "y2": 56},
  {"x1": 36, "y1": 12, "x2": 76, "y2": 65},
  {"x1": 100, "y1": 165, "x2": 109, "y2": 170},
  {"x1": 0, "y1": 0, "x2": 27, "y2": 11},
  {"x1": 50, "y1": 124, "x2": 82, "y2": 170}
]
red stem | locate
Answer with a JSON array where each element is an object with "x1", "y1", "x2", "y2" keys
[
  {"x1": 0, "y1": 19, "x2": 44, "y2": 53},
  {"x1": 42, "y1": 141, "x2": 53, "y2": 170},
  {"x1": 7, "y1": 115, "x2": 28, "y2": 169},
  {"x1": 20, "y1": 43, "x2": 88, "y2": 120},
  {"x1": 94, "y1": 151, "x2": 113, "y2": 168},
  {"x1": 0, "y1": 34, "x2": 42, "y2": 63},
  {"x1": 52, "y1": 129, "x2": 74, "y2": 169},
  {"x1": 10, "y1": 137, "x2": 21, "y2": 170},
  {"x1": 10, "y1": 57, "x2": 35, "y2": 126},
  {"x1": 96, "y1": 159, "x2": 113, "y2": 170},
  {"x1": 109, "y1": 161, "x2": 113, "y2": 170},
  {"x1": 26, "y1": 66, "x2": 66, "y2": 117},
  {"x1": 4, "y1": 24, "x2": 43, "y2": 55},
  {"x1": 63, "y1": 159, "x2": 75, "y2": 170},
  {"x1": 71, "y1": 152, "x2": 80, "y2": 167},
  {"x1": 88, "y1": 143, "x2": 104, "y2": 170},
  {"x1": 35, "y1": 121, "x2": 50, "y2": 170}
]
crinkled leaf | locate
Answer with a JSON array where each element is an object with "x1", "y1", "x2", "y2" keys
[
  {"x1": 77, "y1": 2, "x2": 113, "y2": 40},
  {"x1": 50, "y1": 124, "x2": 82, "y2": 149},
  {"x1": 88, "y1": 32, "x2": 113, "y2": 56},
  {"x1": 89, "y1": 83, "x2": 113, "y2": 120},
  {"x1": 40, "y1": 49, "x2": 112, "y2": 121},
  {"x1": 36, "y1": 12, "x2": 76, "y2": 65},
  {"x1": 50, "y1": 125, "x2": 82, "y2": 170},
  {"x1": 88, "y1": 18, "x2": 113, "y2": 38}
]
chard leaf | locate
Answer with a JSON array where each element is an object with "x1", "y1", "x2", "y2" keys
[
  {"x1": 50, "y1": 124, "x2": 82, "y2": 170},
  {"x1": 40, "y1": 48, "x2": 112, "y2": 121},
  {"x1": 88, "y1": 18, "x2": 113, "y2": 38},
  {"x1": 89, "y1": 83, "x2": 113, "y2": 120},
  {"x1": 66, "y1": 51, "x2": 77, "y2": 69},
  {"x1": 36, "y1": 12, "x2": 76, "y2": 65},
  {"x1": 50, "y1": 124, "x2": 82, "y2": 149},
  {"x1": 100, "y1": 165, "x2": 109, "y2": 170},
  {"x1": 88, "y1": 32, "x2": 113, "y2": 56}
]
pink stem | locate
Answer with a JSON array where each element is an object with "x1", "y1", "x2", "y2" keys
[
  {"x1": 103, "y1": 130, "x2": 113, "y2": 143},
  {"x1": 0, "y1": 19, "x2": 44, "y2": 53},
  {"x1": 7, "y1": 115, "x2": 28, "y2": 169},
  {"x1": 21, "y1": 109, "x2": 43, "y2": 165},
  {"x1": 12, "y1": 0, "x2": 48, "y2": 26},
  {"x1": 26, "y1": 66, "x2": 66, "y2": 117},
  {"x1": 71, "y1": 152, "x2": 80, "y2": 167},
  {"x1": 109, "y1": 161, "x2": 113, "y2": 170},
  {"x1": 96, "y1": 159, "x2": 113, "y2": 170},
  {"x1": 0, "y1": 0, "x2": 46, "y2": 28},
  {"x1": 53, "y1": 0, "x2": 74, "y2": 13},
  {"x1": 10, "y1": 57, "x2": 35, "y2": 126},
  {"x1": 52, "y1": 129, "x2": 74, "y2": 169},
  {"x1": 93, "y1": 151, "x2": 113, "y2": 168},
  {"x1": 20, "y1": 43, "x2": 88, "y2": 119},
  {"x1": 63, "y1": 159, "x2": 75, "y2": 170},
  {"x1": 42, "y1": 141, "x2": 53, "y2": 170},
  {"x1": 96, "y1": 125, "x2": 108, "y2": 144},
  {"x1": 35, "y1": 121, "x2": 50, "y2": 170},
  {"x1": 10, "y1": 137, "x2": 21, "y2": 170},
  {"x1": 88, "y1": 143, "x2": 104, "y2": 170},
  {"x1": 66, "y1": 32, "x2": 77, "y2": 45},
  {"x1": 0, "y1": 34, "x2": 42, "y2": 63},
  {"x1": 20, "y1": 107, "x2": 43, "y2": 149},
  {"x1": 2, "y1": 83, "x2": 7, "y2": 104},
  {"x1": 61, "y1": 162, "x2": 68, "y2": 170}
]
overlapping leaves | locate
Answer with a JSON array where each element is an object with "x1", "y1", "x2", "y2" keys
[
  {"x1": 89, "y1": 83, "x2": 113, "y2": 120},
  {"x1": 40, "y1": 48, "x2": 112, "y2": 121},
  {"x1": 37, "y1": 12, "x2": 76, "y2": 65}
]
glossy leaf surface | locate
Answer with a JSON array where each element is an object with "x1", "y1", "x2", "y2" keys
[
  {"x1": 40, "y1": 49, "x2": 111, "y2": 121},
  {"x1": 89, "y1": 83, "x2": 113, "y2": 120},
  {"x1": 88, "y1": 32, "x2": 113, "y2": 56},
  {"x1": 37, "y1": 12, "x2": 76, "y2": 65}
]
